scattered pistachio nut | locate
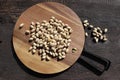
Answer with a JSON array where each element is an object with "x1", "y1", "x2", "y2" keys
[
  {"x1": 85, "y1": 32, "x2": 88, "y2": 37},
  {"x1": 19, "y1": 23, "x2": 24, "y2": 29},
  {"x1": 89, "y1": 25, "x2": 94, "y2": 29},
  {"x1": 25, "y1": 30, "x2": 30, "y2": 35},
  {"x1": 86, "y1": 22, "x2": 89, "y2": 26},
  {"x1": 32, "y1": 49, "x2": 36, "y2": 54},
  {"x1": 31, "y1": 22, "x2": 35, "y2": 26},
  {"x1": 104, "y1": 28, "x2": 108, "y2": 33},
  {"x1": 72, "y1": 48, "x2": 77, "y2": 53},
  {"x1": 83, "y1": 23, "x2": 88, "y2": 27},
  {"x1": 83, "y1": 20, "x2": 88, "y2": 23},
  {"x1": 94, "y1": 37, "x2": 99, "y2": 43}
]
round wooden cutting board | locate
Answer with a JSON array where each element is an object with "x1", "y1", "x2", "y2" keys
[{"x1": 13, "y1": 2, "x2": 85, "y2": 74}]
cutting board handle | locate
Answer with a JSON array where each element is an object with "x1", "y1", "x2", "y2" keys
[{"x1": 79, "y1": 50, "x2": 111, "y2": 75}]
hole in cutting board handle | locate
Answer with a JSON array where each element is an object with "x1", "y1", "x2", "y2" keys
[{"x1": 0, "y1": 41, "x2": 2, "y2": 43}]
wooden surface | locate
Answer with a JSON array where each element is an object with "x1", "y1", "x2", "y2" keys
[
  {"x1": 13, "y1": 2, "x2": 85, "y2": 74},
  {"x1": 1, "y1": 0, "x2": 120, "y2": 80}
]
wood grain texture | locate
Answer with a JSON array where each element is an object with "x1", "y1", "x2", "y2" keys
[{"x1": 13, "y1": 2, "x2": 85, "y2": 74}]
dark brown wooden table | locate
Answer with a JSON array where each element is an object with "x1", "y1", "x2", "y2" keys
[{"x1": 0, "y1": 0, "x2": 120, "y2": 80}]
